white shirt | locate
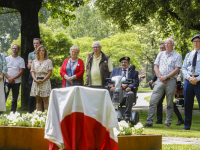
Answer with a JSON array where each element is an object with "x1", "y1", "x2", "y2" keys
[
  {"x1": 154, "y1": 50, "x2": 182, "y2": 78},
  {"x1": 6, "y1": 55, "x2": 25, "y2": 83}
]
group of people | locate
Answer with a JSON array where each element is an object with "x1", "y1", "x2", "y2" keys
[
  {"x1": 144, "y1": 36, "x2": 200, "y2": 130},
  {"x1": 0, "y1": 38, "x2": 53, "y2": 114},
  {"x1": 0, "y1": 35, "x2": 199, "y2": 130}
]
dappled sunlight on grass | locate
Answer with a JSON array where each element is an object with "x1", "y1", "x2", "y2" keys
[
  {"x1": 138, "y1": 87, "x2": 153, "y2": 93},
  {"x1": 163, "y1": 144, "x2": 200, "y2": 150},
  {"x1": 138, "y1": 111, "x2": 200, "y2": 138}
]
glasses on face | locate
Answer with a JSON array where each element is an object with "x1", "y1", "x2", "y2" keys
[
  {"x1": 121, "y1": 61, "x2": 128, "y2": 64},
  {"x1": 12, "y1": 48, "x2": 18, "y2": 50},
  {"x1": 92, "y1": 47, "x2": 100, "y2": 49},
  {"x1": 193, "y1": 41, "x2": 200, "y2": 43}
]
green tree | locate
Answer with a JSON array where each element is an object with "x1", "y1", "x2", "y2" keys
[
  {"x1": 0, "y1": 0, "x2": 84, "y2": 110},
  {"x1": 94, "y1": 0, "x2": 200, "y2": 32},
  {"x1": 45, "y1": 4, "x2": 121, "y2": 41}
]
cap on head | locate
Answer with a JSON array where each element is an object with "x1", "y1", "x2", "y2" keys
[
  {"x1": 191, "y1": 35, "x2": 200, "y2": 42},
  {"x1": 119, "y1": 57, "x2": 130, "y2": 62}
]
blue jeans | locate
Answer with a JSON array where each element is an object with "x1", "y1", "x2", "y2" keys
[
  {"x1": 5, "y1": 82, "x2": 21, "y2": 112},
  {"x1": 184, "y1": 79, "x2": 200, "y2": 129}
]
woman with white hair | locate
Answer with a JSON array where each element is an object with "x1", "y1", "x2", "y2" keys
[
  {"x1": 60, "y1": 45, "x2": 84, "y2": 87},
  {"x1": 0, "y1": 53, "x2": 7, "y2": 114}
]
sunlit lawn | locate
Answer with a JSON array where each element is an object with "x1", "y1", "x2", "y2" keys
[
  {"x1": 138, "y1": 87, "x2": 153, "y2": 93},
  {"x1": 144, "y1": 95, "x2": 199, "y2": 109}
]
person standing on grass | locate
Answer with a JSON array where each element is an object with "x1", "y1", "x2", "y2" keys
[
  {"x1": 30, "y1": 45, "x2": 53, "y2": 111},
  {"x1": 148, "y1": 42, "x2": 184, "y2": 126},
  {"x1": 0, "y1": 53, "x2": 7, "y2": 115},
  {"x1": 27, "y1": 38, "x2": 41, "y2": 113},
  {"x1": 144, "y1": 38, "x2": 182, "y2": 128},
  {"x1": 182, "y1": 35, "x2": 200, "y2": 130},
  {"x1": 5, "y1": 44, "x2": 25, "y2": 113}
]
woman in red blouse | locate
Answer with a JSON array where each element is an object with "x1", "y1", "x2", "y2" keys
[{"x1": 60, "y1": 45, "x2": 84, "y2": 87}]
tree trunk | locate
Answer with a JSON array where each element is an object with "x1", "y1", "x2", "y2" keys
[{"x1": 18, "y1": 2, "x2": 42, "y2": 110}]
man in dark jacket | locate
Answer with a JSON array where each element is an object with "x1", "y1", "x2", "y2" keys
[{"x1": 108, "y1": 57, "x2": 139, "y2": 121}]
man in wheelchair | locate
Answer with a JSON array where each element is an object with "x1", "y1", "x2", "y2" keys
[{"x1": 108, "y1": 57, "x2": 139, "y2": 122}]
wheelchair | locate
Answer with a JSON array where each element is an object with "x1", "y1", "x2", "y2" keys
[{"x1": 107, "y1": 76, "x2": 139, "y2": 126}]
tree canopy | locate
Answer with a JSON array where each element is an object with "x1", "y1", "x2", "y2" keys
[
  {"x1": 94, "y1": 0, "x2": 200, "y2": 32},
  {"x1": 0, "y1": 0, "x2": 84, "y2": 110}
]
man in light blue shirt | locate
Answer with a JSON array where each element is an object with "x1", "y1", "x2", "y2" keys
[{"x1": 182, "y1": 35, "x2": 200, "y2": 130}]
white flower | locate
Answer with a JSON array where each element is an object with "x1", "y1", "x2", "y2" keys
[{"x1": 118, "y1": 121, "x2": 144, "y2": 136}]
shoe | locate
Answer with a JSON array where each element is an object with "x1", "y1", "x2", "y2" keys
[
  {"x1": 176, "y1": 120, "x2": 184, "y2": 126},
  {"x1": 155, "y1": 120, "x2": 163, "y2": 124},
  {"x1": 143, "y1": 123, "x2": 153, "y2": 127},
  {"x1": 183, "y1": 128, "x2": 190, "y2": 130},
  {"x1": 165, "y1": 124, "x2": 170, "y2": 128}
]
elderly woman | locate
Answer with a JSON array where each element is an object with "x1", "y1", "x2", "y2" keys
[
  {"x1": 60, "y1": 45, "x2": 84, "y2": 87},
  {"x1": 30, "y1": 45, "x2": 53, "y2": 111},
  {"x1": 0, "y1": 53, "x2": 7, "y2": 114}
]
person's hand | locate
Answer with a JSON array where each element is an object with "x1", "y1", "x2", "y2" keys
[
  {"x1": 159, "y1": 76, "x2": 167, "y2": 84},
  {"x1": 189, "y1": 77, "x2": 198, "y2": 85},
  {"x1": 36, "y1": 79, "x2": 43, "y2": 84},
  {"x1": 64, "y1": 75, "x2": 73, "y2": 82},
  {"x1": 148, "y1": 80, "x2": 153, "y2": 85},
  {"x1": 68, "y1": 80, "x2": 73, "y2": 84},
  {"x1": 8, "y1": 78, "x2": 15, "y2": 84},
  {"x1": 126, "y1": 87, "x2": 131, "y2": 92},
  {"x1": 110, "y1": 87, "x2": 115, "y2": 92}
]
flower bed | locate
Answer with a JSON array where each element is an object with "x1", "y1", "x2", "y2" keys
[
  {"x1": 0, "y1": 110, "x2": 47, "y2": 127},
  {"x1": 0, "y1": 110, "x2": 48, "y2": 150},
  {"x1": 116, "y1": 121, "x2": 162, "y2": 150}
]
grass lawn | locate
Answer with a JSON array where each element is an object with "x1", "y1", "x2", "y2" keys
[
  {"x1": 144, "y1": 95, "x2": 200, "y2": 109},
  {"x1": 162, "y1": 144, "x2": 200, "y2": 150},
  {"x1": 138, "y1": 87, "x2": 153, "y2": 93},
  {"x1": 138, "y1": 110, "x2": 200, "y2": 138}
]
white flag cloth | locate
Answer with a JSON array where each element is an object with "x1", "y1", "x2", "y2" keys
[{"x1": 45, "y1": 86, "x2": 118, "y2": 150}]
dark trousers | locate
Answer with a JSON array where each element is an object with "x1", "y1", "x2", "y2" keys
[
  {"x1": 124, "y1": 91, "x2": 135, "y2": 117},
  {"x1": 183, "y1": 79, "x2": 200, "y2": 129},
  {"x1": 109, "y1": 90, "x2": 136, "y2": 118},
  {"x1": 157, "y1": 93, "x2": 183, "y2": 122},
  {"x1": 5, "y1": 82, "x2": 20, "y2": 112},
  {"x1": 28, "y1": 74, "x2": 36, "y2": 113}
]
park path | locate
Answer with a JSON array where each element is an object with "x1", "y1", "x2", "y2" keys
[{"x1": 134, "y1": 92, "x2": 200, "y2": 145}]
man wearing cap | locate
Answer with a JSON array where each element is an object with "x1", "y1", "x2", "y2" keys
[
  {"x1": 85, "y1": 42, "x2": 113, "y2": 88},
  {"x1": 144, "y1": 38, "x2": 182, "y2": 128},
  {"x1": 108, "y1": 57, "x2": 139, "y2": 121},
  {"x1": 182, "y1": 35, "x2": 200, "y2": 130}
]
